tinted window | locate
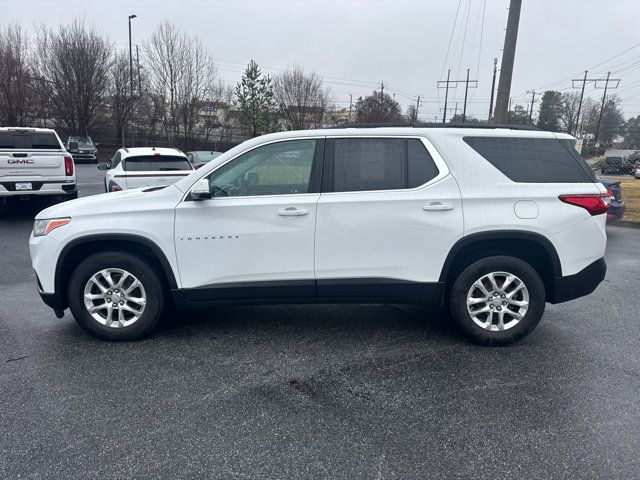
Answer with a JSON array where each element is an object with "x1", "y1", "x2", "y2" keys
[
  {"x1": 408, "y1": 139, "x2": 439, "y2": 188},
  {"x1": 124, "y1": 155, "x2": 192, "y2": 171},
  {"x1": 463, "y1": 136, "x2": 595, "y2": 183},
  {"x1": 0, "y1": 132, "x2": 60, "y2": 149},
  {"x1": 207, "y1": 140, "x2": 317, "y2": 197},
  {"x1": 330, "y1": 138, "x2": 439, "y2": 192}
]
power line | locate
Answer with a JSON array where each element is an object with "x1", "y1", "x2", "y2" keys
[{"x1": 440, "y1": 0, "x2": 463, "y2": 79}]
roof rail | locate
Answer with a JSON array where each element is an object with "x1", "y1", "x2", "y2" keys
[
  {"x1": 122, "y1": 146, "x2": 129, "y2": 152},
  {"x1": 327, "y1": 122, "x2": 540, "y2": 131}
]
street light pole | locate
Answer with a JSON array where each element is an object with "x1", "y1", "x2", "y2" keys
[{"x1": 128, "y1": 14, "x2": 137, "y2": 146}]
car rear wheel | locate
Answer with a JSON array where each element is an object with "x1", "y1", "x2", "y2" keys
[
  {"x1": 68, "y1": 252, "x2": 164, "y2": 340},
  {"x1": 449, "y1": 255, "x2": 545, "y2": 345}
]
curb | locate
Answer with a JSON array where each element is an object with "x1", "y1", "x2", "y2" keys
[{"x1": 610, "y1": 220, "x2": 640, "y2": 230}]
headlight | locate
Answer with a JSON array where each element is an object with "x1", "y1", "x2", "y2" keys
[{"x1": 33, "y1": 218, "x2": 71, "y2": 237}]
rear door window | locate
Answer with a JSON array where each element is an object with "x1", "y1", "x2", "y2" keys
[
  {"x1": 327, "y1": 137, "x2": 439, "y2": 192},
  {"x1": 463, "y1": 136, "x2": 595, "y2": 183},
  {"x1": 124, "y1": 155, "x2": 192, "y2": 171},
  {"x1": 0, "y1": 132, "x2": 61, "y2": 149}
]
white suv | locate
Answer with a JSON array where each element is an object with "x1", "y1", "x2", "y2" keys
[
  {"x1": 0, "y1": 127, "x2": 77, "y2": 203},
  {"x1": 98, "y1": 147, "x2": 194, "y2": 192},
  {"x1": 29, "y1": 125, "x2": 608, "y2": 345}
]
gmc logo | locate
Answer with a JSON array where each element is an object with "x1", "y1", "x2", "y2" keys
[{"x1": 7, "y1": 159, "x2": 34, "y2": 164}]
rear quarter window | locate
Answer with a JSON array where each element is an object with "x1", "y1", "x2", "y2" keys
[
  {"x1": 124, "y1": 155, "x2": 192, "y2": 171},
  {"x1": 463, "y1": 136, "x2": 596, "y2": 183}
]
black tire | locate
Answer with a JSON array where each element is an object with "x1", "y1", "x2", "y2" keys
[
  {"x1": 67, "y1": 251, "x2": 164, "y2": 341},
  {"x1": 449, "y1": 255, "x2": 545, "y2": 346}
]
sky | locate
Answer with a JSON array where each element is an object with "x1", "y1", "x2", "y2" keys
[{"x1": 3, "y1": 0, "x2": 640, "y2": 121}]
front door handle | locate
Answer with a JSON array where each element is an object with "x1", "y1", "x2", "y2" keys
[
  {"x1": 423, "y1": 202, "x2": 454, "y2": 211},
  {"x1": 278, "y1": 207, "x2": 309, "y2": 216}
]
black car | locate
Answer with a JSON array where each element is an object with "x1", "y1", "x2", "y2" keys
[
  {"x1": 601, "y1": 178, "x2": 625, "y2": 224},
  {"x1": 601, "y1": 156, "x2": 624, "y2": 175}
]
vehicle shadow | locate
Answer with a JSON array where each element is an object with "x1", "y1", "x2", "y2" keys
[{"x1": 0, "y1": 198, "x2": 51, "y2": 220}]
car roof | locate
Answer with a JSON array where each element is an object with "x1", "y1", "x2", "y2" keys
[
  {"x1": 120, "y1": 147, "x2": 187, "y2": 158},
  {"x1": 0, "y1": 127, "x2": 58, "y2": 134}
]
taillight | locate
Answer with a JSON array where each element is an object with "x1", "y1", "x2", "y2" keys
[
  {"x1": 64, "y1": 155, "x2": 74, "y2": 176},
  {"x1": 559, "y1": 194, "x2": 610, "y2": 216},
  {"x1": 112, "y1": 185, "x2": 122, "y2": 192},
  {"x1": 606, "y1": 189, "x2": 614, "y2": 198}
]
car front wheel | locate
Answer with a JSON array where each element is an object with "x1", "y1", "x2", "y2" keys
[
  {"x1": 68, "y1": 252, "x2": 164, "y2": 340},
  {"x1": 449, "y1": 256, "x2": 546, "y2": 345}
]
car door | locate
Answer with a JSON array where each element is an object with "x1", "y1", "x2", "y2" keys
[
  {"x1": 174, "y1": 138, "x2": 324, "y2": 301},
  {"x1": 315, "y1": 136, "x2": 463, "y2": 301}
]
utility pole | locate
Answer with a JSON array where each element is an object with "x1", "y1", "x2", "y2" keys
[
  {"x1": 574, "y1": 70, "x2": 587, "y2": 136},
  {"x1": 488, "y1": 57, "x2": 498, "y2": 123},
  {"x1": 462, "y1": 69, "x2": 470, "y2": 123},
  {"x1": 595, "y1": 72, "x2": 611, "y2": 144},
  {"x1": 415, "y1": 95, "x2": 421, "y2": 122},
  {"x1": 572, "y1": 72, "x2": 619, "y2": 139},
  {"x1": 442, "y1": 70, "x2": 450, "y2": 123},
  {"x1": 348, "y1": 94, "x2": 353, "y2": 122},
  {"x1": 380, "y1": 81, "x2": 385, "y2": 111},
  {"x1": 438, "y1": 70, "x2": 477, "y2": 123},
  {"x1": 527, "y1": 90, "x2": 536, "y2": 123},
  {"x1": 128, "y1": 14, "x2": 137, "y2": 146},
  {"x1": 494, "y1": 0, "x2": 522, "y2": 123}
]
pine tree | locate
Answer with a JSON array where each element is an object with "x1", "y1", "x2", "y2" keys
[
  {"x1": 536, "y1": 90, "x2": 563, "y2": 132},
  {"x1": 234, "y1": 60, "x2": 275, "y2": 137}
]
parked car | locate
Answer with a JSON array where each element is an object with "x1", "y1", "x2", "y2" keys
[
  {"x1": 635, "y1": 163, "x2": 640, "y2": 179},
  {"x1": 31, "y1": 125, "x2": 609, "y2": 345},
  {"x1": 601, "y1": 156, "x2": 624, "y2": 175},
  {"x1": 0, "y1": 127, "x2": 76, "y2": 204},
  {"x1": 600, "y1": 179, "x2": 625, "y2": 223},
  {"x1": 186, "y1": 151, "x2": 223, "y2": 169},
  {"x1": 98, "y1": 147, "x2": 194, "y2": 192},
  {"x1": 66, "y1": 136, "x2": 97, "y2": 163}
]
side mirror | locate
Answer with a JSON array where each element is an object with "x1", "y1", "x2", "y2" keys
[
  {"x1": 190, "y1": 178, "x2": 211, "y2": 201},
  {"x1": 97, "y1": 163, "x2": 110, "y2": 171}
]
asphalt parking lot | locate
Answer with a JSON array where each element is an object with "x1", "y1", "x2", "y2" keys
[{"x1": 1, "y1": 165, "x2": 639, "y2": 479}]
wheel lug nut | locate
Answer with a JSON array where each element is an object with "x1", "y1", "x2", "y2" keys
[
  {"x1": 501, "y1": 294, "x2": 506, "y2": 298},
  {"x1": 497, "y1": 307, "x2": 502, "y2": 311},
  {"x1": 120, "y1": 301, "x2": 124, "y2": 306},
  {"x1": 107, "y1": 291, "x2": 112, "y2": 295},
  {"x1": 106, "y1": 298, "x2": 111, "y2": 302}
]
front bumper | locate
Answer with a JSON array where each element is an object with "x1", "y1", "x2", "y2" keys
[{"x1": 550, "y1": 258, "x2": 606, "y2": 304}]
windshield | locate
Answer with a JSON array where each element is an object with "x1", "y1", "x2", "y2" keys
[
  {"x1": 69, "y1": 138, "x2": 94, "y2": 148},
  {"x1": 193, "y1": 152, "x2": 222, "y2": 162}
]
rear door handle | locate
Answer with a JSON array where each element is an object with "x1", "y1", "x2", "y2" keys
[
  {"x1": 278, "y1": 207, "x2": 309, "y2": 216},
  {"x1": 423, "y1": 202, "x2": 454, "y2": 211}
]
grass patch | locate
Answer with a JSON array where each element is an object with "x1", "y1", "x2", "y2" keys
[{"x1": 621, "y1": 180, "x2": 640, "y2": 222}]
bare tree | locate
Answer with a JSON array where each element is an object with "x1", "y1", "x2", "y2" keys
[
  {"x1": 107, "y1": 52, "x2": 132, "y2": 143},
  {"x1": 406, "y1": 104, "x2": 418, "y2": 123},
  {"x1": 273, "y1": 65, "x2": 331, "y2": 130},
  {"x1": 35, "y1": 20, "x2": 113, "y2": 135},
  {"x1": 355, "y1": 90, "x2": 402, "y2": 124},
  {"x1": 143, "y1": 21, "x2": 220, "y2": 149},
  {"x1": 0, "y1": 23, "x2": 35, "y2": 126}
]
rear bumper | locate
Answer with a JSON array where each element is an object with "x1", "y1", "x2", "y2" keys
[
  {"x1": 549, "y1": 258, "x2": 606, "y2": 304},
  {"x1": 606, "y1": 203, "x2": 625, "y2": 224},
  {"x1": 0, "y1": 181, "x2": 76, "y2": 197}
]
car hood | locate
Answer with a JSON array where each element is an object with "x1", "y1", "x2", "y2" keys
[{"x1": 35, "y1": 185, "x2": 183, "y2": 220}]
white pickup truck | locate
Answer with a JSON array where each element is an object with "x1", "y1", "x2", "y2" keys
[{"x1": 0, "y1": 127, "x2": 77, "y2": 204}]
